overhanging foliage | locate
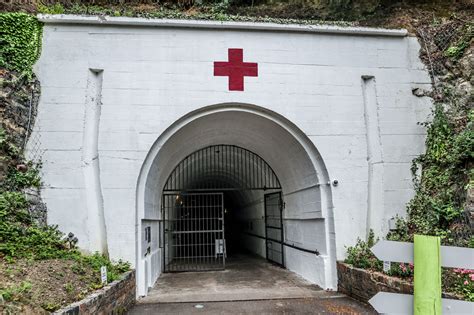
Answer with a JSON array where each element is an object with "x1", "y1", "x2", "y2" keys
[{"x1": 0, "y1": 13, "x2": 43, "y2": 77}]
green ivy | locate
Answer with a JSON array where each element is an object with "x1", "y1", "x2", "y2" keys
[
  {"x1": 387, "y1": 103, "x2": 473, "y2": 246},
  {"x1": 0, "y1": 13, "x2": 43, "y2": 77}
]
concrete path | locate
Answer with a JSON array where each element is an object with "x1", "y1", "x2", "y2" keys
[
  {"x1": 129, "y1": 298, "x2": 377, "y2": 314},
  {"x1": 131, "y1": 254, "x2": 376, "y2": 314},
  {"x1": 138, "y1": 254, "x2": 327, "y2": 304}
]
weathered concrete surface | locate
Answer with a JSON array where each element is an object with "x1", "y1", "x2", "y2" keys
[
  {"x1": 129, "y1": 297, "x2": 377, "y2": 314},
  {"x1": 139, "y1": 254, "x2": 327, "y2": 304}
]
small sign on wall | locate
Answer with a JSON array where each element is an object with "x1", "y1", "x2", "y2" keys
[
  {"x1": 215, "y1": 239, "x2": 225, "y2": 257},
  {"x1": 100, "y1": 266, "x2": 107, "y2": 285}
]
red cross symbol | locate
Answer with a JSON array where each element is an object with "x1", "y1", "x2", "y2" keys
[{"x1": 214, "y1": 48, "x2": 258, "y2": 91}]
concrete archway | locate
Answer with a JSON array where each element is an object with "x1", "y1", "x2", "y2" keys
[{"x1": 136, "y1": 103, "x2": 336, "y2": 296}]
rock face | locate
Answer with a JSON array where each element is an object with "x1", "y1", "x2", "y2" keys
[
  {"x1": 0, "y1": 68, "x2": 46, "y2": 226},
  {"x1": 0, "y1": 68, "x2": 41, "y2": 183},
  {"x1": 24, "y1": 187, "x2": 48, "y2": 227},
  {"x1": 458, "y1": 44, "x2": 473, "y2": 82},
  {"x1": 0, "y1": 69, "x2": 40, "y2": 150}
]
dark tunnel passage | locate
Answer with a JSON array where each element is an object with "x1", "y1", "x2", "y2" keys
[{"x1": 223, "y1": 192, "x2": 249, "y2": 257}]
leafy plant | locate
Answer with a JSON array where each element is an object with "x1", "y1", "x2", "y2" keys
[
  {"x1": 345, "y1": 230, "x2": 382, "y2": 271},
  {"x1": 388, "y1": 262, "x2": 414, "y2": 278},
  {"x1": 72, "y1": 252, "x2": 131, "y2": 284},
  {"x1": 450, "y1": 269, "x2": 474, "y2": 301},
  {"x1": 41, "y1": 301, "x2": 61, "y2": 312},
  {"x1": 387, "y1": 104, "x2": 473, "y2": 247},
  {"x1": 37, "y1": 3, "x2": 65, "y2": 14},
  {"x1": 445, "y1": 25, "x2": 473, "y2": 60},
  {"x1": 3, "y1": 163, "x2": 41, "y2": 190},
  {"x1": 0, "y1": 281, "x2": 32, "y2": 302},
  {"x1": 0, "y1": 13, "x2": 43, "y2": 77},
  {"x1": 0, "y1": 129, "x2": 21, "y2": 159}
]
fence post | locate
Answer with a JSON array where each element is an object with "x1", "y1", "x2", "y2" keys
[{"x1": 414, "y1": 235, "x2": 442, "y2": 315}]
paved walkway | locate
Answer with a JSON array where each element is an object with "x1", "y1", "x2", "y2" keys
[
  {"x1": 130, "y1": 254, "x2": 376, "y2": 314},
  {"x1": 129, "y1": 298, "x2": 377, "y2": 314}
]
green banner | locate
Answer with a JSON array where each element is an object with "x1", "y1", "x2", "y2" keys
[{"x1": 414, "y1": 235, "x2": 442, "y2": 315}]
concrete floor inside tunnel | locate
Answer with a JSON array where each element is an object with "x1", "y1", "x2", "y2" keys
[{"x1": 138, "y1": 253, "x2": 329, "y2": 304}]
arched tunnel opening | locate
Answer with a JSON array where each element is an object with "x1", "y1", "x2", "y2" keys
[
  {"x1": 138, "y1": 107, "x2": 336, "y2": 295},
  {"x1": 161, "y1": 145, "x2": 283, "y2": 272}
]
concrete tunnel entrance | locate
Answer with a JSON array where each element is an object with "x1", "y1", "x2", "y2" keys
[
  {"x1": 136, "y1": 104, "x2": 337, "y2": 296},
  {"x1": 161, "y1": 145, "x2": 284, "y2": 272}
]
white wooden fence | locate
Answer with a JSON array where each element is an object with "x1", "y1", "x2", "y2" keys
[{"x1": 369, "y1": 239, "x2": 474, "y2": 314}]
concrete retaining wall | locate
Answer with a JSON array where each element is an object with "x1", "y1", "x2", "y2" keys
[{"x1": 54, "y1": 270, "x2": 135, "y2": 315}]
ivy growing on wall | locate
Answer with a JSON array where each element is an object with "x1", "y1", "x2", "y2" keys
[
  {"x1": 0, "y1": 13, "x2": 43, "y2": 77},
  {"x1": 387, "y1": 103, "x2": 473, "y2": 246}
]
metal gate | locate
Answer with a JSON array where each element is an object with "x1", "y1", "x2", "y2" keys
[
  {"x1": 265, "y1": 192, "x2": 284, "y2": 266},
  {"x1": 162, "y1": 193, "x2": 225, "y2": 272}
]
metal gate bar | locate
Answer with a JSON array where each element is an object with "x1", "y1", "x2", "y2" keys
[
  {"x1": 163, "y1": 145, "x2": 282, "y2": 192},
  {"x1": 163, "y1": 193, "x2": 225, "y2": 272},
  {"x1": 265, "y1": 192, "x2": 284, "y2": 266}
]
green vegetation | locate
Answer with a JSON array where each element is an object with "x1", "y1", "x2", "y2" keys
[
  {"x1": 34, "y1": 1, "x2": 356, "y2": 27},
  {"x1": 344, "y1": 233, "x2": 474, "y2": 301},
  {"x1": 346, "y1": 81, "x2": 473, "y2": 301},
  {"x1": 1, "y1": 13, "x2": 130, "y2": 312},
  {"x1": 345, "y1": 230, "x2": 415, "y2": 278},
  {"x1": 345, "y1": 230, "x2": 382, "y2": 271},
  {"x1": 345, "y1": 101, "x2": 473, "y2": 298},
  {"x1": 0, "y1": 13, "x2": 42, "y2": 77},
  {"x1": 445, "y1": 25, "x2": 473, "y2": 60},
  {"x1": 0, "y1": 281, "x2": 32, "y2": 303},
  {"x1": 0, "y1": 129, "x2": 130, "y2": 311},
  {"x1": 387, "y1": 106, "x2": 473, "y2": 246},
  {"x1": 345, "y1": 9, "x2": 473, "y2": 301},
  {"x1": 37, "y1": 2, "x2": 65, "y2": 15}
]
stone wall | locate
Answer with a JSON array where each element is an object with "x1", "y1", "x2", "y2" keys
[
  {"x1": 337, "y1": 262, "x2": 460, "y2": 302},
  {"x1": 337, "y1": 262, "x2": 413, "y2": 302},
  {"x1": 54, "y1": 271, "x2": 136, "y2": 315}
]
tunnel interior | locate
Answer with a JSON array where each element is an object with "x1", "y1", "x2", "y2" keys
[
  {"x1": 161, "y1": 145, "x2": 283, "y2": 272},
  {"x1": 223, "y1": 191, "x2": 247, "y2": 257}
]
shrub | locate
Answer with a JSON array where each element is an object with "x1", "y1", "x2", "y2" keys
[
  {"x1": 345, "y1": 230, "x2": 382, "y2": 271},
  {"x1": 451, "y1": 269, "x2": 474, "y2": 301}
]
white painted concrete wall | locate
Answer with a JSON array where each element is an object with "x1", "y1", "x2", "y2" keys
[{"x1": 30, "y1": 15, "x2": 432, "y2": 295}]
